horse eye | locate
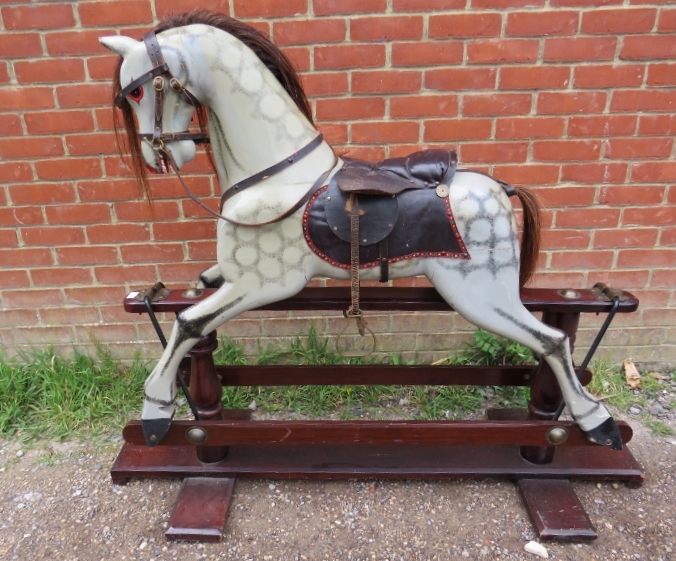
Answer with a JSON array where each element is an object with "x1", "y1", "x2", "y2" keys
[{"x1": 128, "y1": 87, "x2": 143, "y2": 103}]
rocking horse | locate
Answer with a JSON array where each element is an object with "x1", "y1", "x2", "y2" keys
[{"x1": 101, "y1": 11, "x2": 643, "y2": 542}]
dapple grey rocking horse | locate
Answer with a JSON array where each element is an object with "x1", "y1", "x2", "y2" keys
[{"x1": 100, "y1": 11, "x2": 622, "y2": 450}]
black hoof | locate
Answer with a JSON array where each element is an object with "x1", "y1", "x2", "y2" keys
[
  {"x1": 584, "y1": 417, "x2": 623, "y2": 450},
  {"x1": 142, "y1": 418, "x2": 172, "y2": 448}
]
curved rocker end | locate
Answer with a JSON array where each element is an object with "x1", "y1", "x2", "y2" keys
[
  {"x1": 585, "y1": 417, "x2": 623, "y2": 451},
  {"x1": 142, "y1": 418, "x2": 172, "y2": 448}
]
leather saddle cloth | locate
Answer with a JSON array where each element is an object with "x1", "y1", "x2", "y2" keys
[{"x1": 303, "y1": 149, "x2": 470, "y2": 270}]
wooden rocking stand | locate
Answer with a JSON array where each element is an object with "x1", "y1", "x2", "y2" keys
[{"x1": 112, "y1": 284, "x2": 643, "y2": 543}]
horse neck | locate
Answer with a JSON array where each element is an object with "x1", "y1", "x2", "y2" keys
[{"x1": 196, "y1": 31, "x2": 324, "y2": 192}]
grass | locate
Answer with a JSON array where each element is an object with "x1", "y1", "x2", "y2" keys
[{"x1": 1, "y1": 329, "x2": 672, "y2": 441}]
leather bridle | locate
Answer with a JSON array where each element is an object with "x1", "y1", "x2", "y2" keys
[{"x1": 115, "y1": 30, "x2": 209, "y2": 148}]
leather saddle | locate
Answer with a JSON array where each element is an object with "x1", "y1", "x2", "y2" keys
[{"x1": 303, "y1": 149, "x2": 468, "y2": 283}]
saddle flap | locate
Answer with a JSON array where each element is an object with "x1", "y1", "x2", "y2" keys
[
  {"x1": 336, "y1": 167, "x2": 416, "y2": 196},
  {"x1": 325, "y1": 179, "x2": 398, "y2": 246}
]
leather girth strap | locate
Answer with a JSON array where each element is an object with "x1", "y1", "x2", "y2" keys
[{"x1": 346, "y1": 194, "x2": 366, "y2": 336}]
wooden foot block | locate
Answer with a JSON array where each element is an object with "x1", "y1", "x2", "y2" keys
[
  {"x1": 518, "y1": 478, "x2": 597, "y2": 542},
  {"x1": 165, "y1": 477, "x2": 235, "y2": 542}
]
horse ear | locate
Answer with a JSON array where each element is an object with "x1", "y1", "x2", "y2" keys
[{"x1": 99, "y1": 35, "x2": 140, "y2": 58}]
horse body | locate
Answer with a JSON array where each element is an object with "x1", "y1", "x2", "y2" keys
[{"x1": 100, "y1": 13, "x2": 622, "y2": 450}]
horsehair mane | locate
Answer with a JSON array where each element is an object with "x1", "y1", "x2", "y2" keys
[
  {"x1": 112, "y1": 10, "x2": 313, "y2": 202},
  {"x1": 110, "y1": 10, "x2": 540, "y2": 288}
]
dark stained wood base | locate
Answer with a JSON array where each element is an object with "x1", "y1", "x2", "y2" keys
[
  {"x1": 165, "y1": 477, "x2": 235, "y2": 542},
  {"x1": 518, "y1": 478, "x2": 597, "y2": 542}
]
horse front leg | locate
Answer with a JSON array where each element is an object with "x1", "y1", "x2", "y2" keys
[{"x1": 197, "y1": 264, "x2": 226, "y2": 289}]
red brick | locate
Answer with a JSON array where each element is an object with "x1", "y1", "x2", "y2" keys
[
  {"x1": 0, "y1": 114, "x2": 22, "y2": 135},
  {"x1": 569, "y1": 115, "x2": 637, "y2": 138},
  {"x1": 631, "y1": 162, "x2": 676, "y2": 183},
  {"x1": 621, "y1": 36, "x2": 676, "y2": 60},
  {"x1": 426, "y1": 68, "x2": 497, "y2": 91},
  {"x1": 544, "y1": 37, "x2": 617, "y2": 62},
  {"x1": 352, "y1": 16, "x2": 423, "y2": 41},
  {"x1": 65, "y1": 134, "x2": 117, "y2": 157},
  {"x1": 495, "y1": 117, "x2": 562, "y2": 140},
  {"x1": 474, "y1": 0, "x2": 544, "y2": 6},
  {"x1": 461, "y1": 143, "x2": 528, "y2": 164},
  {"x1": 87, "y1": 223, "x2": 151, "y2": 244},
  {"x1": 333, "y1": 146, "x2": 387, "y2": 161},
  {"x1": 537, "y1": 92, "x2": 606, "y2": 115},
  {"x1": 313, "y1": 0, "x2": 386, "y2": 16},
  {"x1": 0, "y1": 32, "x2": 42, "y2": 58},
  {"x1": 647, "y1": 63, "x2": 676, "y2": 87},
  {"x1": 0, "y1": 271, "x2": 30, "y2": 289},
  {"x1": 551, "y1": 0, "x2": 622, "y2": 5},
  {"x1": 541, "y1": 229, "x2": 591, "y2": 250},
  {"x1": 390, "y1": 95, "x2": 459, "y2": 118},
  {"x1": 316, "y1": 97, "x2": 385, "y2": 121},
  {"x1": 669, "y1": 186, "x2": 676, "y2": 204},
  {"x1": 273, "y1": 19, "x2": 345, "y2": 46},
  {"x1": 507, "y1": 11, "x2": 579, "y2": 36},
  {"x1": 352, "y1": 121, "x2": 419, "y2": 144},
  {"x1": 114, "y1": 201, "x2": 180, "y2": 222},
  {"x1": 594, "y1": 228, "x2": 658, "y2": 249},
  {"x1": 76, "y1": 180, "x2": 140, "y2": 202},
  {"x1": 618, "y1": 249, "x2": 676, "y2": 269},
  {"x1": 574, "y1": 64, "x2": 645, "y2": 89},
  {"x1": 463, "y1": 94, "x2": 532, "y2": 117},
  {"x1": 56, "y1": 84, "x2": 111, "y2": 108},
  {"x1": 639, "y1": 115, "x2": 676, "y2": 136},
  {"x1": 315, "y1": 45, "x2": 385, "y2": 70},
  {"x1": 551, "y1": 251, "x2": 614, "y2": 270},
  {"x1": 186, "y1": 241, "x2": 217, "y2": 261},
  {"x1": 56, "y1": 246, "x2": 119, "y2": 265},
  {"x1": 0, "y1": 163, "x2": 33, "y2": 184},
  {"x1": 94, "y1": 264, "x2": 156, "y2": 285},
  {"x1": 86, "y1": 55, "x2": 119, "y2": 81},
  {"x1": 284, "y1": 46, "x2": 311, "y2": 71},
  {"x1": 45, "y1": 30, "x2": 115, "y2": 56},
  {"x1": 493, "y1": 165, "x2": 560, "y2": 186},
  {"x1": 562, "y1": 163, "x2": 628, "y2": 183},
  {"x1": 63, "y1": 286, "x2": 125, "y2": 306},
  {"x1": 34, "y1": 158, "x2": 102, "y2": 181},
  {"x1": 121, "y1": 243, "x2": 184, "y2": 263},
  {"x1": 624, "y1": 207, "x2": 675, "y2": 227},
  {"x1": 40, "y1": 307, "x2": 99, "y2": 326},
  {"x1": 467, "y1": 39, "x2": 539, "y2": 64},
  {"x1": 556, "y1": 208, "x2": 621, "y2": 228},
  {"x1": 429, "y1": 13, "x2": 502, "y2": 38},
  {"x1": 0, "y1": 137, "x2": 63, "y2": 160},
  {"x1": 500, "y1": 67, "x2": 570, "y2": 90},
  {"x1": 582, "y1": 8, "x2": 656, "y2": 34},
  {"x1": 153, "y1": 221, "x2": 216, "y2": 242},
  {"x1": 14, "y1": 58, "x2": 84, "y2": 84},
  {"x1": 611, "y1": 90, "x2": 676, "y2": 112},
  {"x1": 24, "y1": 110, "x2": 95, "y2": 135},
  {"x1": 0, "y1": 248, "x2": 53, "y2": 268},
  {"x1": 0, "y1": 87, "x2": 54, "y2": 110},
  {"x1": 0, "y1": 229, "x2": 18, "y2": 248},
  {"x1": 234, "y1": 0, "x2": 306, "y2": 17},
  {"x1": 78, "y1": 1, "x2": 152, "y2": 25},
  {"x1": 317, "y1": 123, "x2": 348, "y2": 144},
  {"x1": 46, "y1": 204, "x2": 111, "y2": 225},
  {"x1": 537, "y1": 186, "x2": 596, "y2": 207},
  {"x1": 424, "y1": 119, "x2": 492, "y2": 142},
  {"x1": 0, "y1": 62, "x2": 8, "y2": 83},
  {"x1": 392, "y1": 41, "x2": 464, "y2": 67},
  {"x1": 0, "y1": 308, "x2": 39, "y2": 327},
  {"x1": 352, "y1": 71, "x2": 422, "y2": 94},
  {"x1": 301, "y1": 73, "x2": 348, "y2": 97},
  {"x1": 530, "y1": 271, "x2": 586, "y2": 290},
  {"x1": 155, "y1": 0, "x2": 230, "y2": 19},
  {"x1": 662, "y1": 227, "x2": 676, "y2": 246},
  {"x1": 0, "y1": 207, "x2": 43, "y2": 227},
  {"x1": 393, "y1": 0, "x2": 465, "y2": 9},
  {"x1": 533, "y1": 140, "x2": 601, "y2": 162},
  {"x1": 21, "y1": 226, "x2": 85, "y2": 246},
  {"x1": 598, "y1": 186, "x2": 665, "y2": 206},
  {"x1": 3, "y1": 290, "x2": 63, "y2": 308},
  {"x1": 652, "y1": 269, "x2": 676, "y2": 288},
  {"x1": 658, "y1": 8, "x2": 676, "y2": 31},
  {"x1": 2, "y1": 4, "x2": 74, "y2": 30},
  {"x1": 606, "y1": 137, "x2": 673, "y2": 160},
  {"x1": 9, "y1": 183, "x2": 75, "y2": 205}
]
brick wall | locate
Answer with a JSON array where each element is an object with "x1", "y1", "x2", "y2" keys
[{"x1": 1, "y1": 0, "x2": 675, "y2": 365}]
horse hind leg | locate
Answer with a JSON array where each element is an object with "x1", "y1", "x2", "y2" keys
[{"x1": 429, "y1": 268, "x2": 622, "y2": 450}]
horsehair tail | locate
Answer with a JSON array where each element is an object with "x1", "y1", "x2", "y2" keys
[{"x1": 514, "y1": 185, "x2": 542, "y2": 289}]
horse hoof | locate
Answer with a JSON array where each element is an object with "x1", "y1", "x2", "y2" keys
[
  {"x1": 142, "y1": 418, "x2": 172, "y2": 448},
  {"x1": 584, "y1": 417, "x2": 622, "y2": 450}
]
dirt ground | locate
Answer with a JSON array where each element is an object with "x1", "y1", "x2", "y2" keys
[{"x1": 1, "y1": 411, "x2": 675, "y2": 561}]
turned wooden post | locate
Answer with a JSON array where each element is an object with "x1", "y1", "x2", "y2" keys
[
  {"x1": 188, "y1": 330, "x2": 229, "y2": 463},
  {"x1": 521, "y1": 311, "x2": 580, "y2": 465}
]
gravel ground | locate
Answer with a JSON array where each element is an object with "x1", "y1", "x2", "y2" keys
[{"x1": 1, "y1": 414, "x2": 675, "y2": 561}]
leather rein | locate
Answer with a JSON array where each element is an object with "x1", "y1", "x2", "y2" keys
[{"x1": 116, "y1": 29, "x2": 329, "y2": 226}]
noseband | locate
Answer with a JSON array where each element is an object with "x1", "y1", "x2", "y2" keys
[{"x1": 115, "y1": 30, "x2": 209, "y2": 147}]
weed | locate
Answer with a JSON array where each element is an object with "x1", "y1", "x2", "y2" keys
[{"x1": 642, "y1": 417, "x2": 675, "y2": 437}]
